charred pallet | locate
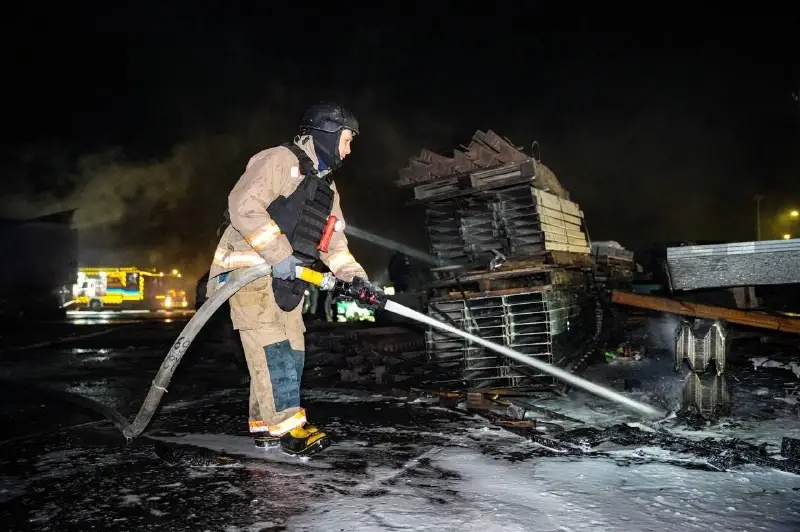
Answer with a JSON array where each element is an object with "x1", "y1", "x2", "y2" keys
[
  {"x1": 428, "y1": 263, "x2": 588, "y2": 300},
  {"x1": 424, "y1": 184, "x2": 590, "y2": 268},
  {"x1": 397, "y1": 130, "x2": 569, "y2": 201},
  {"x1": 593, "y1": 256, "x2": 635, "y2": 285},
  {"x1": 397, "y1": 130, "x2": 525, "y2": 182}
]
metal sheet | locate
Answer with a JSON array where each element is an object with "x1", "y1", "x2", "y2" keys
[
  {"x1": 666, "y1": 239, "x2": 800, "y2": 290},
  {"x1": 667, "y1": 238, "x2": 800, "y2": 259}
]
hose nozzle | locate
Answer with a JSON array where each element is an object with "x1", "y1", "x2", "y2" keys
[
  {"x1": 295, "y1": 267, "x2": 385, "y2": 309},
  {"x1": 337, "y1": 276, "x2": 386, "y2": 310}
]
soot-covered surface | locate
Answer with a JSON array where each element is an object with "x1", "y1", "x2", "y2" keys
[{"x1": 1, "y1": 316, "x2": 799, "y2": 530}]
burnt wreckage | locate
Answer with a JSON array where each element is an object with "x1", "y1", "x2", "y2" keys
[{"x1": 396, "y1": 130, "x2": 634, "y2": 392}]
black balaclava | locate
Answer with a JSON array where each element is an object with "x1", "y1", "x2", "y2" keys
[
  {"x1": 307, "y1": 129, "x2": 341, "y2": 171},
  {"x1": 299, "y1": 103, "x2": 359, "y2": 172}
]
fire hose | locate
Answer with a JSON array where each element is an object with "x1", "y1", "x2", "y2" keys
[{"x1": 119, "y1": 264, "x2": 664, "y2": 440}]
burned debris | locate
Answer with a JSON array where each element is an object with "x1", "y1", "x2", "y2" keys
[
  {"x1": 395, "y1": 130, "x2": 621, "y2": 392},
  {"x1": 396, "y1": 130, "x2": 568, "y2": 200},
  {"x1": 391, "y1": 129, "x2": 798, "y2": 450},
  {"x1": 304, "y1": 326, "x2": 426, "y2": 387},
  {"x1": 606, "y1": 238, "x2": 800, "y2": 421}
]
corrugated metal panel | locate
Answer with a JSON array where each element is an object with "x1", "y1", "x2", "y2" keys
[{"x1": 423, "y1": 288, "x2": 596, "y2": 390}]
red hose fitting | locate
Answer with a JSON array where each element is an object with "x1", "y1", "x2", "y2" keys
[{"x1": 317, "y1": 215, "x2": 338, "y2": 253}]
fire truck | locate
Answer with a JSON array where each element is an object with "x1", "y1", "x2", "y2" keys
[{"x1": 72, "y1": 267, "x2": 189, "y2": 311}]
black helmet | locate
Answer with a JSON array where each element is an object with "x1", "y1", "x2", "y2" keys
[{"x1": 300, "y1": 103, "x2": 359, "y2": 136}]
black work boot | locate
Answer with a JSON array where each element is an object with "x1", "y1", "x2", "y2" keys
[
  {"x1": 255, "y1": 425, "x2": 320, "y2": 450},
  {"x1": 253, "y1": 434, "x2": 280, "y2": 448},
  {"x1": 280, "y1": 425, "x2": 330, "y2": 457}
]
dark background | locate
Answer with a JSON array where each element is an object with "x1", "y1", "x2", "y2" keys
[{"x1": 2, "y1": 3, "x2": 798, "y2": 282}]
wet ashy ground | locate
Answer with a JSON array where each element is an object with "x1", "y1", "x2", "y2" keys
[{"x1": 0, "y1": 310, "x2": 799, "y2": 531}]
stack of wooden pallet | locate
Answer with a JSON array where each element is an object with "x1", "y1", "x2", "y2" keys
[
  {"x1": 397, "y1": 130, "x2": 589, "y2": 269},
  {"x1": 397, "y1": 132, "x2": 599, "y2": 392},
  {"x1": 422, "y1": 175, "x2": 589, "y2": 267}
]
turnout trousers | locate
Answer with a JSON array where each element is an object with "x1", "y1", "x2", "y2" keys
[{"x1": 225, "y1": 274, "x2": 309, "y2": 436}]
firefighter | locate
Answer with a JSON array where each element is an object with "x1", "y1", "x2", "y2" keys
[
  {"x1": 388, "y1": 251, "x2": 412, "y2": 292},
  {"x1": 206, "y1": 103, "x2": 369, "y2": 456}
]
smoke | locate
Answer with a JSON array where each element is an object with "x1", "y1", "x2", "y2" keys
[
  {"x1": 0, "y1": 132, "x2": 258, "y2": 279},
  {"x1": 645, "y1": 313, "x2": 682, "y2": 356},
  {"x1": 0, "y1": 94, "x2": 451, "y2": 282},
  {"x1": 641, "y1": 313, "x2": 686, "y2": 413},
  {"x1": 1, "y1": 142, "x2": 212, "y2": 226},
  {"x1": 345, "y1": 224, "x2": 438, "y2": 265},
  {"x1": 74, "y1": 151, "x2": 182, "y2": 229}
]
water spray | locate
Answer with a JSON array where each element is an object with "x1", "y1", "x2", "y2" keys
[
  {"x1": 383, "y1": 300, "x2": 664, "y2": 419},
  {"x1": 344, "y1": 224, "x2": 439, "y2": 266}
]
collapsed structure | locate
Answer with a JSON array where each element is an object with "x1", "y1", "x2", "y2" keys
[{"x1": 396, "y1": 130, "x2": 633, "y2": 392}]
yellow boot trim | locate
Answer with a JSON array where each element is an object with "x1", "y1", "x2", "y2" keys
[{"x1": 284, "y1": 426, "x2": 328, "y2": 455}]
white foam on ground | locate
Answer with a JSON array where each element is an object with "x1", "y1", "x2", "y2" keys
[
  {"x1": 750, "y1": 357, "x2": 800, "y2": 379},
  {"x1": 287, "y1": 447, "x2": 800, "y2": 531},
  {"x1": 146, "y1": 432, "x2": 331, "y2": 469}
]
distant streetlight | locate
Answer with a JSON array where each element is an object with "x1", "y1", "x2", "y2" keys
[
  {"x1": 753, "y1": 196, "x2": 797, "y2": 240},
  {"x1": 754, "y1": 195, "x2": 764, "y2": 240}
]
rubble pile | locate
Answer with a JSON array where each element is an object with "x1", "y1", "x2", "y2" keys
[
  {"x1": 304, "y1": 327, "x2": 427, "y2": 387},
  {"x1": 479, "y1": 409, "x2": 800, "y2": 475}
]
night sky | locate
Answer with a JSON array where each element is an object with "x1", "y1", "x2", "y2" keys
[{"x1": 2, "y1": 4, "x2": 799, "y2": 281}]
